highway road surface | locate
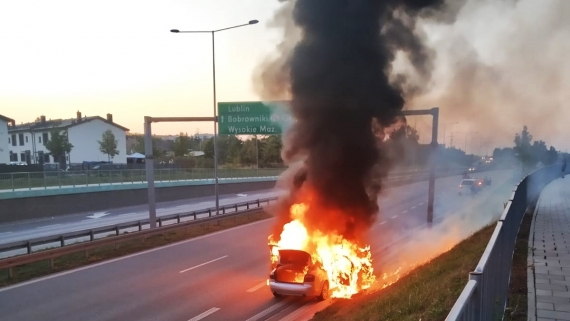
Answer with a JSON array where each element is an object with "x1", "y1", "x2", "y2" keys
[
  {"x1": 0, "y1": 189, "x2": 284, "y2": 246},
  {"x1": 0, "y1": 170, "x2": 519, "y2": 321}
]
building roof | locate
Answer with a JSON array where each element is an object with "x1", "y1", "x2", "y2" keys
[
  {"x1": 8, "y1": 116, "x2": 129, "y2": 133},
  {"x1": 0, "y1": 115, "x2": 15, "y2": 125}
]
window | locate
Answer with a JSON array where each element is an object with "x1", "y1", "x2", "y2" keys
[
  {"x1": 39, "y1": 136, "x2": 42, "y2": 143},
  {"x1": 11, "y1": 134, "x2": 16, "y2": 146},
  {"x1": 19, "y1": 133, "x2": 24, "y2": 146},
  {"x1": 25, "y1": 136, "x2": 28, "y2": 143},
  {"x1": 8, "y1": 137, "x2": 10, "y2": 144},
  {"x1": 44, "y1": 154, "x2": 50, "y2": 163},
  {"x1": 20, "y1": 153, "x2": 25, "y2": 162},
  {"x1": 9, "y1": 153, "x2": 17, "y2": 162},
  {"x1": 42, "y1": 133, "x2": 48, "y2": 146}
]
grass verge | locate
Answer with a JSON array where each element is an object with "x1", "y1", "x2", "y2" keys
[
  {"x1": 0, "y1": 210, "x2": 271, "y2": 288},
  {"x1": 503, "y1": 208, "x2": 533, "y2": 320},
  {"x1": 311, "y1": 223, "x2": 496, "y2": 321}
]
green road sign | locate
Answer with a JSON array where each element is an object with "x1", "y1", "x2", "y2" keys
[{"x1": 217, "y1": 101, "x2": 294, "y2": 135}]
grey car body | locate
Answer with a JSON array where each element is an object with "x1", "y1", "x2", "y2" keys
[{"x1": 268, "y1": 249, "x2": 330, "y2": 301}]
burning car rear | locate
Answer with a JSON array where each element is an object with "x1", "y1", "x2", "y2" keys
[{"x1": 269, "y1": 249, "x2": 329, "y2": 300}]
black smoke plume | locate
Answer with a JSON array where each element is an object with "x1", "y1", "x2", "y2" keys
[{"x1": 269, "y1": 0, "x2": 445, "y2": 240}]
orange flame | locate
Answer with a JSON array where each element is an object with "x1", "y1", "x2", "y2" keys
[{"x1": 269, "y1": 202, "x2": 375, "y2": 298}]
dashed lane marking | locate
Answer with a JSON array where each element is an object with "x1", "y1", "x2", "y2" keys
[
  {"x1": 188, "y1": 307, "x2": 220, "y2": 321},
  {"x1": 179, "y1": 255, "x2": 228, "y2": 273}
]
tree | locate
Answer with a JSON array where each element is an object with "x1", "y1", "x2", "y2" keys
[
  {"x1": 98, "y1": 130, "x2": 120, "y2": 162},
  {"x1": 240, "y1": 137, "x2": 258, "y2": 167},
  {"x1": 45, "y1": 129, "x2": 73, "y2": 168},
  {"x1": 132, "y1": 135, "x2": 164, "y2": 158},
  {"x1": 261, "y1": 135, "x2": 283, "y2": 165},
  {"x1": 172, "y1": 132, "x2": 191, "y2": 157},
  {"x1": 514, "y1": 125, "x2": 534, "y2": 171}
]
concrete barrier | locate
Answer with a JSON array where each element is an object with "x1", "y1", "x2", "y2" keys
[{"x1": 0, "y1": 180, "x2": 275, "y2": 223}]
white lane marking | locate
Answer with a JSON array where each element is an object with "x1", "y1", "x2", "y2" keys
[
  {"x1": 118, "y1": 212, "x2": 137, "y2": 217},
  {"x1": 236, "y1": 193, "x2": 248, "y2": 197},
  {"x1": 175, "y1": 205, "x2": 187, "y2": 208},
  {"x1": 188, "y1": 307, "x2": 220, "y2": 321},
  {"x1": 86, "y1": 211, "x2": 110, "y2": 219},
  {"x1": 35, "y1": 224, "x2": 62, "y2": 229},
  {"x1": 401, "y1": 210, "x2": 408, "y2": 213},
  {"x1": 0, "y1": 219, "x2": 271, "y2": 293},
  {"x1": 179, "y1": 255, "x2": 228, "y2": 273},
  {"x1": 245, "y1": 299, "x2": 291, "y2": 321},
  {"x1": 419, "y1": 202, "x2": 424, "y2": 205},
  {"x1": 380, "y1": 221, "x2": 387, "y2": 225},
  {"x1": 247, "y1": 281, "x2": 267, "y2": 293},
  {"x1": 411, "y1": 206, "x2": 416, "y2": 209},
  {"x1": 391, "y1": 215, "x2": 398, "y2": 219}
]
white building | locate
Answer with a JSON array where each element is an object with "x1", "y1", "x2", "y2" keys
[
  {"x1": 8, "y1": 112, "x2": 129, "y2": 165},
  {"x1": 0, "y1": 115, "x2": 15, "y2": 164}
]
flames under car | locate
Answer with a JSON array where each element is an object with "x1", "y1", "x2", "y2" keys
[{"x1": 269, "y1": 249, "x2": 330, "y2": 301}]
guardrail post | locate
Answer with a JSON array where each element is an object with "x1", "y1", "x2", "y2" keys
[
  {"x1": 11, "y1": 173, "x2": 14, "y2": 191},
  {"x1": 208, "y1": 209, "x2": 212, "y2": 217},
  {"x1": 222, "y1": 206, "x2": 226, "y2": 214},
  {"x1": 247, "y1": 202, "x2": 250, "y2": 209},
  {"x1": 28, "y1": 172, "x2": 31, "y2": 190},
  {"x1": 235, "y1": 204, "x2": 238, "y2": 212},
  {"x1": 27, "y1": 241, "x2": 32, "y2": 254},
  {"x1": 58, "y1": 171, "x2": 61, "y2": 188},
  {"x1": 90, "y1": 230, "x2": 94, "y2": 241},
  {"x1": 257, "y1": 199, "x2": 260, "y2": 207},
  {"x1": 115, "y1": 226, "x2": 120, "y2": 236},
  {"x1": 177, "y1": 214, "x2": 180, "y2": 224},
  {"x1": 158, "y1": 218, "x2": 162, "y2": 227},
  {"x1": 138, "y1": 221, "x2": 142, "y2": 231},
  {"x1": 60, "y1": 236, "x2": 65, "y2": 247},
  {"x1": 469, "y1": 271, "x2": 482, "y2": 320}
]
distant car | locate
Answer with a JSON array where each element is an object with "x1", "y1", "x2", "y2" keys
[
  {"x1": 269, "y1": 249, "x2": 330, "y2": 301},
  {"x1": 459, "y1": 179, "x2": 482, "y2": 195},
  {"x1": 484, "y1": 177, "x2": 492, "y2": 186}
]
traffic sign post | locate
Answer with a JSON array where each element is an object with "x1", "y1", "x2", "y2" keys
[{"x1": 217, "y1": 101, "x2": 294, "y2": 135}]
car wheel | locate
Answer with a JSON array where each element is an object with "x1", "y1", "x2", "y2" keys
[
  {"x1": 272, "y1": 292, "x2": 283, "y2": 299},
  {"x1": 317, "y1": 281, "x2": 330, "y2": 301}
]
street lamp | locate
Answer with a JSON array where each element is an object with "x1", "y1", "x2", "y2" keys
[
  {"x1": 170, "y1": 20, "x2": 259, "y2": 215},
  {"x1": 441, "y1": 122, "x2": 459, "y2": 148}
]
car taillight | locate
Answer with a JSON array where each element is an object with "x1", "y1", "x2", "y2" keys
[{"x1": 304, "y1": 274, "x2": 315, "y2": 282}]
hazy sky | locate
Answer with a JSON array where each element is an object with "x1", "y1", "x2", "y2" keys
[
  {"x1": 2, "y1": 0, "x2": 569, "y2": 154},
  {"x1": 0, "y1": 0, "x2": 283, "y2": 135}
]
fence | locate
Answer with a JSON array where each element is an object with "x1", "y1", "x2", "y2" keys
[
  {"x1": 446, "y1": 164, "x2": 562, "y2": 320},
  {"x1": 0, "y1": 168, "x2": 286, "y2": 191}
]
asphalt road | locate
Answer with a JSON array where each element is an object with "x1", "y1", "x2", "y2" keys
[
  {"x1": 0, "y1": 189, "x2": 284, "y2": 245},
  {"x1": 0, "y1": 170, "x2": 519, "y2": 321}
]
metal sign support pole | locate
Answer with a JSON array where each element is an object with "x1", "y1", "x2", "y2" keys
[
  {"x1": 144, "y1": 116, "x2": 216, "y2": 229},
  {"x1": 401, "y1": 107, "x2": 439, "y2": 226}
]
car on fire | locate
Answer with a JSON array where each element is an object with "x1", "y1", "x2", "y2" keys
[{"x1": 268, "y1": 249, "x2": 330, "y2": 301}]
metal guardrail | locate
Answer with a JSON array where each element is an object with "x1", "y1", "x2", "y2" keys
[{"x1": 446, "y1": 164, "x2": 562, "y2": 321}]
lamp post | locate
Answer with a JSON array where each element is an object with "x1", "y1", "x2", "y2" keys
[{"x1": 170, "y1": 20, "x2": 258, "y2": 215}]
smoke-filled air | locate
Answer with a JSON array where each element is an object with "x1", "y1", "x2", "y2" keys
[{"x1": 256, "y1": 0, "x2": 570, "y2": 299}]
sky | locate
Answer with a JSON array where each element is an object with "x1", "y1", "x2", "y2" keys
[
  {"x1": 1, "y1": 0, "x2": 570, "y2": 154},
  {"x1": 0, "y1": 0, "x2": 283, "y2": 136}
]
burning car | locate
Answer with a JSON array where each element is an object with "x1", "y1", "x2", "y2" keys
[{"x1": 269, "y1": 249, "x2": 330, "y2": 301}]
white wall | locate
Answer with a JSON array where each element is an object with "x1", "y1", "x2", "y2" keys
[
  {"x1": 0, "y1": 119, "x2": 9, "y2": 164},
  {"x1": 68, "y1": 119, "x2": 127, "y2": 163},
  {"x1": 9, "y1": 131, "x2": 52, "y2": 163}
]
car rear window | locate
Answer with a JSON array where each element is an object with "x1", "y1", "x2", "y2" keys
[
  {"x1": 279, "y1": 250, "x2": 311, "y2": 265},
  {"x1": 461, "y1": 180, "x2": 473, "y2": 186}
]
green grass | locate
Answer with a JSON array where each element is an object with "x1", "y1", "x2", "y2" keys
[
  {"x1": 310, "y1": 223, "x2": 497, "y2": 321},
  {"x1": 0, "y1": 210, "x2": 271, "y2": 288}
]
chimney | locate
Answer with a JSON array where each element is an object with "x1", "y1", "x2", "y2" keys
[
  {"x1": 77, "y1": 111, "x2": 82, "y2": 121},
  {"x1": 107, "y1": 113, "x2": 113, "y2": 122},
  {"x1": 40, "y1": 115, "x2": 46, "y2": 124}
]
